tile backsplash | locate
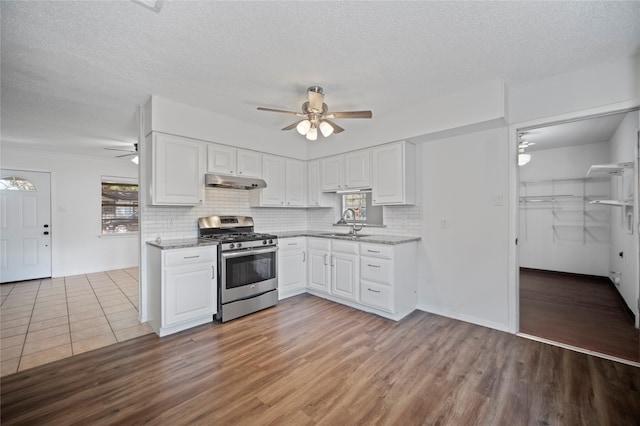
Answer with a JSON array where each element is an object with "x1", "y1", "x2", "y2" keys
[{"x1": 141, "y1": 187, "x2": 421, "y2": 242}]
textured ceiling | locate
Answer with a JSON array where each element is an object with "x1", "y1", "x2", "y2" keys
[{"x1": 1, "y1": 1, "x2": 639, "y2": 157}]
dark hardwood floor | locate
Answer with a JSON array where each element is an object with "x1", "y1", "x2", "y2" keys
[
  {"x1": 520, "y1": 268, "x2": 640, "y2": 363},
  {"x1": 2, "y1": 294, "x2": 640, "y2": 425}
]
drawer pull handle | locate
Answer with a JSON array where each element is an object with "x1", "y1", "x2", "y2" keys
[
  {"x1": 367, "y1": 288, "x2": 381, "y2": 293},
  {"x1": 287, "y1": 243, "x2": 297, "y2": 246},
  {"x1": 367, "y1": 264, "x2": 381, "y2": 268},
  {"x1": 367, "y1": 250, "x2": 380, "y2": 253},
  {"x1": 183, "y1": 255, "x2": 200, "y2": 259}
]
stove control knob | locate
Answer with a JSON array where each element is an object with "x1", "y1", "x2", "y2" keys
[
  {"x1": 268, "y1": 239, "x2": 273, "y2": 244},
  {"x1": 263, "y1": 240, "x2": 267, "y2": 245},
  {"x1": 237, "y1": 243, "x2": 242, "y2": 248},
  {"x1": 229, "y1": 243, "x2": 235, "y2": 249}
]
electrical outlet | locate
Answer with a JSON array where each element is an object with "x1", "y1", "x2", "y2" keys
[
  {"x1": 440, "y1": 219, "x2": 449, "y2": 229},
  {"x1": 168, "y1": 218, "x2": 174, "y2": 228},
  {"x1": 492, "y1": 194, "x2": 503, "y2": 206}
]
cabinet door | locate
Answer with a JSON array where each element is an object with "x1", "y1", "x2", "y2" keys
[
  {"x1": 344, "y1": 149, "x2": 371, "y2": 190},
  {"x1": 164, "y1": 262, "x2": 216, "y2": 326},
  {"x1": 152, "y1": 133, "x2": 204, "y2": 205},
  {"x1": 285, "y1": 159, "x2": 307, "y2": 206},
  {"x1": 371, "y1": 141, "x2": 415, "y2": 206},
  {"x1": 307, "y1": 160, "x2": 333, "y2": 207},
  {"x1": 331, "y1": 252, "x2": 358, "y2": 301},
  {"x1": 207, "y1": 144, "x2": 236, "y2": 175},
  {"x1": 261, "y1": 155, "x2": 287, "y2": 206},
  {"x1": 321, "y1": 155, "x2": 344, "y2": 191},
  {"x1": 237, "y1": 149, "x2": 262, "y2": 178},
  {"x1": 308, "y1": 249, "x2": 330, "y2": 293},
  {"x1": 278, "y1": 247, "x2": 306, "y2": 296}
]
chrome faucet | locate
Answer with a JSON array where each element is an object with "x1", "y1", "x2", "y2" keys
[{"x1": 341, "y1": 208, "x2": 364, "y2": 235}]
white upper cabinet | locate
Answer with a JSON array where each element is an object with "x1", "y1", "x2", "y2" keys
[
  {"x1": 285, "y1": 159, "x2": 307, "y2": 207},
  {"x1": 251, "y1": 155, "x2": 307, "y2": 207},
  {"x1": 307, "y1": 160, "x2": 334, "y2": 207},
  {"x1": 259, "y1": 154, "x2": 287, "y2": 206},
  {"x1": 207, "y1": 144, "x2": 236, "y2": 175},
  {"x1": 371, "y1": 141, "x2": 415, "y2": 205},
  {"x1": 320, "y1": 155, "x2": 344, "y2": 191},
  {"x1": 207, "y1": 144, "x2": 261, "y2": 178},
  {"x1": 147, "y1": 133, "x2": 205, "y2": 206},
  {"x1": 321, "y1": 149, "x2": 371, "y2": 192},
  {"x1": 344, "y1": 149, "x2": 371, "y2": 190},
  {"x1": 236, "y1": 149, "x2": 262, "y2": 178}
]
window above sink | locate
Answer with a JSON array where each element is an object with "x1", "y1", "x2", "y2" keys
[{"x1": 339, "y1": 191, "x2": 383, "y2": 226}]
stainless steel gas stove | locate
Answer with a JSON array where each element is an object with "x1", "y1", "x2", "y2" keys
[{"x1": 198, "y1": 216, "x2": 278, "y2": 322}]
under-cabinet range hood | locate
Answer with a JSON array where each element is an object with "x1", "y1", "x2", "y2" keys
[{"x1": 205, "y1": 173, "x2": 267, "y2": 190}]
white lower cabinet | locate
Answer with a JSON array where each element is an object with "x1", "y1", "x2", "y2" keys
[
  {"x1": 303, "y1": 238, "x2": 418, "y2": 320},
  {"x1": 278, "y1": 237, "x2": 307, "y2": 299},
  {"x1": 358, "y1": 242, "x2": 417, "y2": 319},
  {"x1": 307, "y1": 238, "x2": 331, "y2": 294},
  {"x1": 147, "y1": 245, "x2": 217, "y2": 337},
  {"x1": 330, "y1": 241, "x2": 359, "y2": 302}
]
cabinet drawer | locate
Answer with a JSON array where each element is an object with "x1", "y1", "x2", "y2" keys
[
  {"x1": 360, "y1": 243, "x2": 392, "y2": 259},
  {"x1": 164, "y1": 247, "x2": 216, "y2": 267},
  {"x1": 331, "y1": 240, "x2": 358, "y2": 254},
  {"x1": 360, "y1": 280, "x2": 393, "y2": 313},
  {"x1": 308, "y1": 238, "x2": 331, "y2": 250},
  {"x1": 360, "y1": 258, "x2": 392, "y2": 284},
  {"x1": 279, "y1": 237, "x2": 306, "y2": 251}
]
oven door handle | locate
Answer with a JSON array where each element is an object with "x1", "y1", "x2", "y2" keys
[{"x1": 221, "y1": 246, "x2": 279, "y2": 260}]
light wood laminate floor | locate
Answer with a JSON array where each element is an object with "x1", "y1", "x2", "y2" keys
[
  {"x1": 2, "y1": 294, "x2": 639, "y2": 425},
  {"x1": 0, "y1": 268, "x2": 152, "y2": 376}
]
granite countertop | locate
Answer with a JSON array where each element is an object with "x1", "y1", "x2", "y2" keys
[
  {"x1": 275, "y1": 230, "x2": 420, "y2": 245},
  {"x1": 146, "y1": 238, "x2": 218, "y2": 250},
  {"x1": 146, "y1": 232, "x2": 420, "y2": 250}
]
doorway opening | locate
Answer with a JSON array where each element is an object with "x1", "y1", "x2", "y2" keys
[{"x1": 516, "y1": 110, "x2": 640, "y2": 363}]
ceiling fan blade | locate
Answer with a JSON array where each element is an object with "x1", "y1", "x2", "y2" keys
[
  {"x1": 308, "y1": 88, "x2": 325, "y2": 113},
  {"x1": 115, "y1": 152, "x2": 137, "y2": 158},
  {"x1": 105, "y1": 147, "x2": 134, "y2": 152},
  {"x1": 257, "y1": 107, "x2": 304, "y2": 116},
  {"x1": 323, "y1": 119, "x2": 345, "y2": 134},
  {"x1": 326, "y1": 111, "x2": 373, "y2": 119},
  {"x1": 282, "y1": 120, "x2": 304, "y2": 131}
]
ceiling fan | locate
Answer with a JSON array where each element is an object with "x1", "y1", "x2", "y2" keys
[
  {"x1": 257, "y1": 86, "x2": 372, "y2": 140},
  {"x1": 105, "y1": 143, "x2": 139, "y2": 164}
]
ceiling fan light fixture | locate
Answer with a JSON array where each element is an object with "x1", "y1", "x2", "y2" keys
[
  {"x1": 319, "y1": 121, "x2": 334, "y2": 137},
  {"x1": 306, "y1": 126, "x2": 318, "y2": 141},
  {"x1": 296, "y1": 119, "x2": 311, "y2": 135},
  {"x1": 518, "y1": 153, "x2": 531, "y2": 166}
]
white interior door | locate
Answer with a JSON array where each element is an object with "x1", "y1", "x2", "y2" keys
[{"x1": 0, "y1": 169, "x2": 52, "y2": 283}]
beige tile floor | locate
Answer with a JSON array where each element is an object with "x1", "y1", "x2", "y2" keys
[{"x1": 1, "y1": 267, "x2": 153, "y2": 377}]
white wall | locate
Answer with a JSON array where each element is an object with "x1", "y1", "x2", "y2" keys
[
  {"x1": 417, "y1": 127, "x2": 510, "y2": 331},
  {"x1": 1, "y1": 146, "x2": 139, "y2": 277},
  {"x1": 509, "y1": 55, "x2": 640, "y2": 124},
  {"x1": 608, "y1": 111, "x2": 639, "y2": 319},
  {"x1": 518, "y1": 142, "x2": 611, "y2": 276}
]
